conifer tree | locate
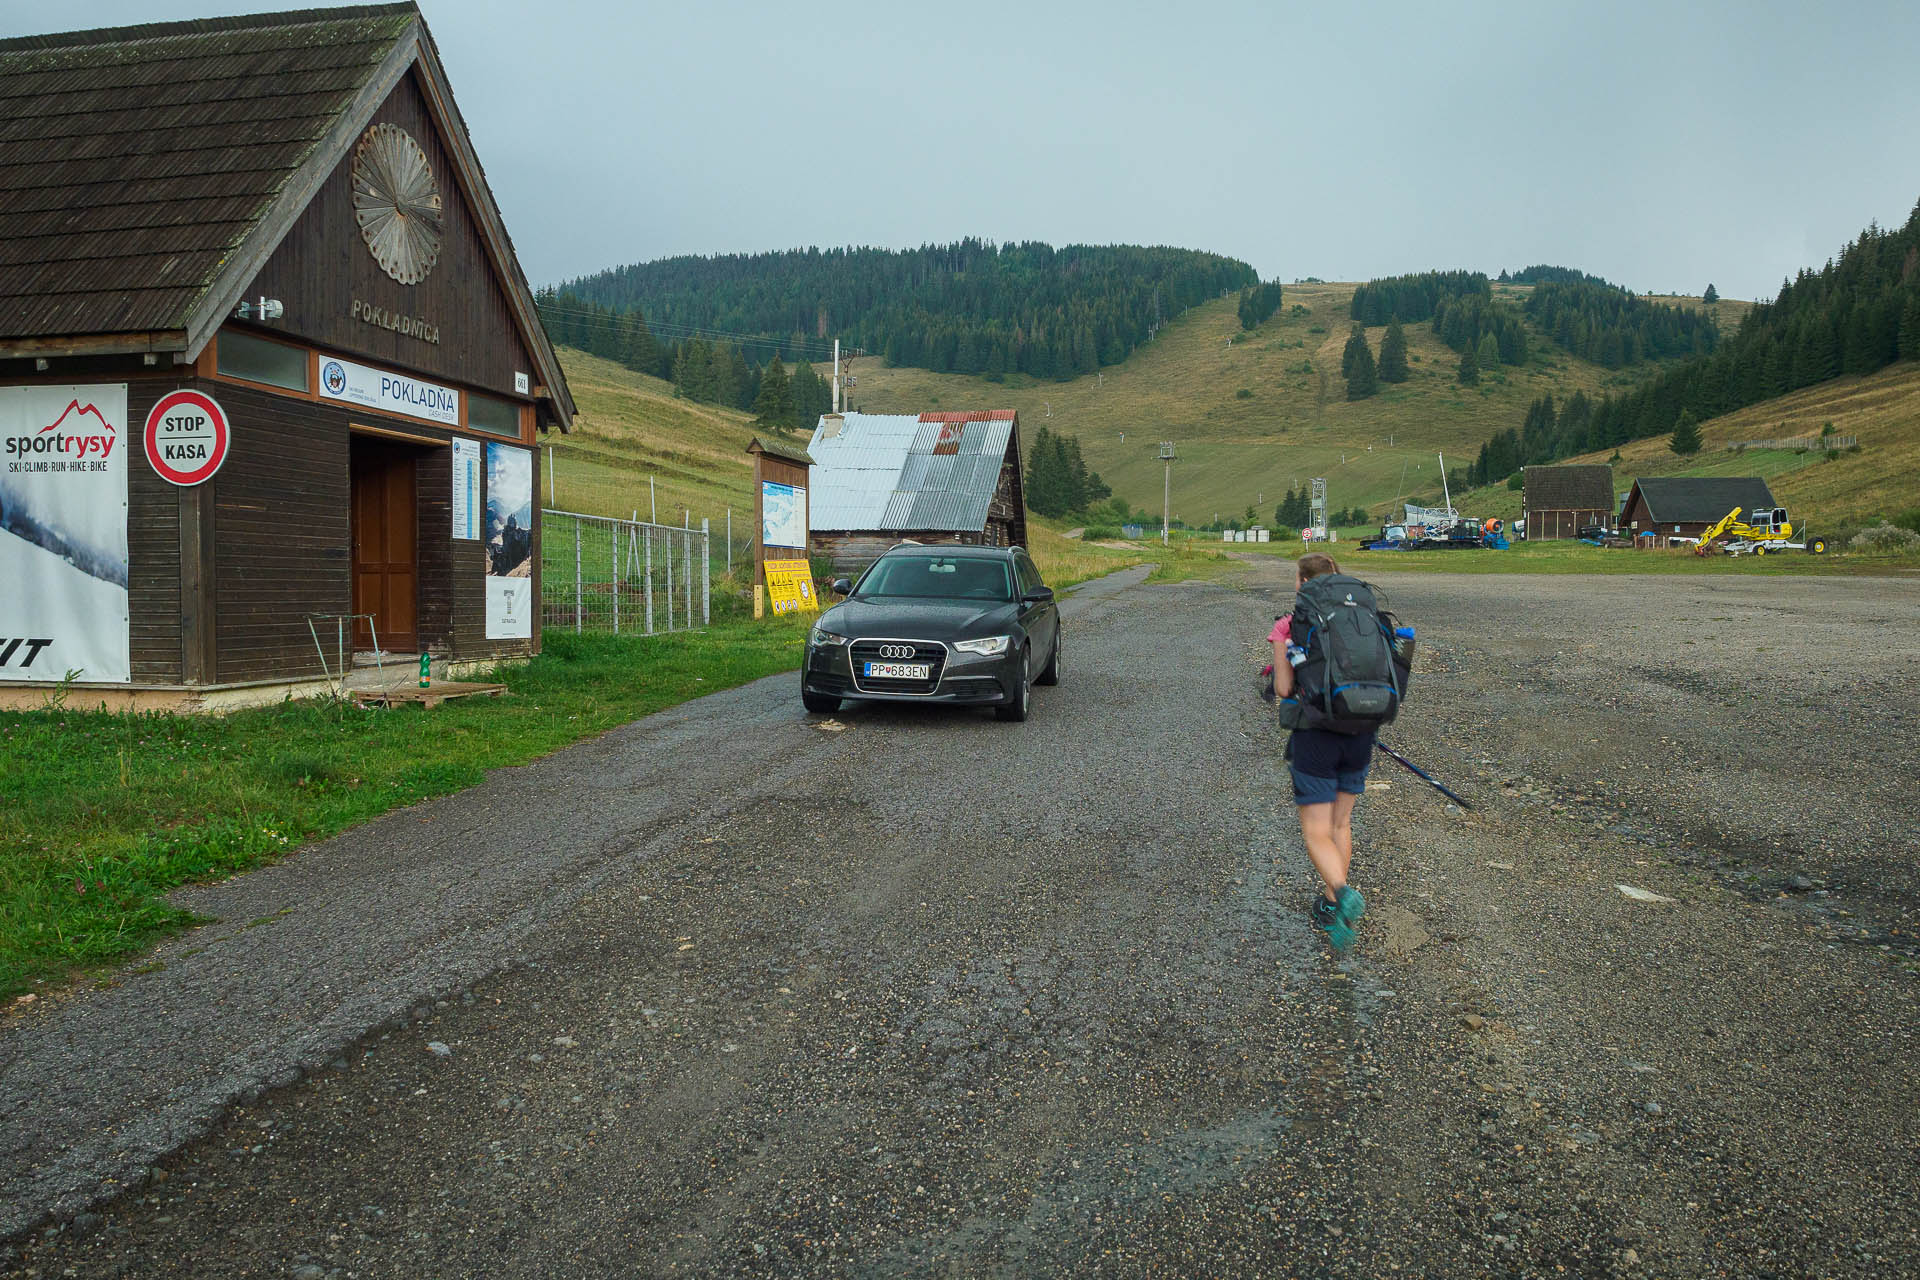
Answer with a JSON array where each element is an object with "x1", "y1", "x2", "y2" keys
[
  {"x1": 1457, "y1": 345, "x2": 1479, "y2": 385},
  {"x1": 1669, "y1": 408, "x2": 1702, "y2": 456},
  {"x1": 1377, "y1": 320, "x2": 1410, "y2": 383},
  {"x1": 1346, "y1": 335, "x2": 1378, "y2": 399},
  {"x1": 1341, "y1": 325, "x2": 1368, "y2": 379},
  {"x1": 1901, "y1": 293, "x2": 1920, "y2": 361},
  {"x1": 1703, "y1": 283, "x2": 1719, "y2": 304},
  {"x1": 1476, "y1": 331, "x2": 1500, "y2": 372},
  {"x1": 751, "y1": 355, "x2": 794, "y2": 433}
]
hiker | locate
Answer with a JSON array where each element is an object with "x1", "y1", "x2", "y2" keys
[{"x1": 1270, "y1": 551, "x2": 1403, "y2": 950}]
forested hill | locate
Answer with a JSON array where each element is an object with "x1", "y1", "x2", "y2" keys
[
  {"x1": 1452, "y1": 199, "x2": 1920, "y2": 490},
  {"x1": 555, "y1": 240, "x2": 1257, "y2": 380}
]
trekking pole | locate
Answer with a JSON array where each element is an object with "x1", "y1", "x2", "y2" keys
[{"x1": 1374, "y1": 741, "x2": 1474, "y2": 809}]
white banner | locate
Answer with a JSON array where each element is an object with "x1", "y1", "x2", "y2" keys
[
  {"x1": 318, "y1": 355, "x2": 460, "y2": 426},
  {"x1": 762, "y1": 480, "x2": 807, "y2": 550},
  {"x1": 0, "y1": 384, "x2": 130, "y2": 683},
  {"x1": 485, "y1": 442, "x2": 533, "y2": 639},
  {"x1": 451, "y1": 438, "x2": 480, "y2": 540}
]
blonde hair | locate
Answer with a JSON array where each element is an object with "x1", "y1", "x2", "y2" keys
[{"x1": 1297, "y1": 552, "x2": 1339, "y2": 582}]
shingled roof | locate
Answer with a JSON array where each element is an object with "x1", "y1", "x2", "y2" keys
[
  {"x1": 0, "y1": 4, "x2": 573, "y2": 423},
  {"x1": 1522, "y1": 464, "x2": 1613, "y2": 511},
  {"x1": 1628, "y1": 476, "x2": 1779, "y2": 524}
]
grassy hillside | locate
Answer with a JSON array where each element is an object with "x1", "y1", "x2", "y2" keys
[
  {"x1": 546, "y1": 347, "x2": 759, "y2": 526},
  {"x1": 1452, "y1": 359, "x2": 1920, "y2": 528},
  {"x1": 847, "y1": 282, "x2": 1708, "y2": 526}
]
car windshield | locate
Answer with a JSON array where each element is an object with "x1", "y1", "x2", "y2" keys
[{"x1": 857, "y1": 555, "x2": 1012, "y2": 601}]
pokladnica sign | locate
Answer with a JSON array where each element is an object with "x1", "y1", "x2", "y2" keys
[{"x1": 350, "y1": 297, "x2": 441, "y2": 344}]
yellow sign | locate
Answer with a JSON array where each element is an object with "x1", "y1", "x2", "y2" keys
[{"x1": 763, "y1": 559, "x2": 820, "y2": 616}]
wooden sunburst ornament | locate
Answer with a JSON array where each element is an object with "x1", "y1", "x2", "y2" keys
[{"x1": 352, "y1": 123, "x2": 443, "y2": 285}]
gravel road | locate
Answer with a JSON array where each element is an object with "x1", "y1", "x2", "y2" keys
[{"x1": 5, "y1": 564, "x2": 1916, "y2": 1277}]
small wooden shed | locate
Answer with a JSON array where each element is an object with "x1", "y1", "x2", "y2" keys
[
  {"x1": 0, "y1": 5, "x2": 573, "y2": 710},
  {"x1": 1521, "y1": 465, "x2": 1615, "y2": 539},
  {"x1": 804, "y1": 410, "x2": 1026, "y2": 575}
]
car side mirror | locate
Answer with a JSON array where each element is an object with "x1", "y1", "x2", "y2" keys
[
  {"x1": 831, "y1": 578, "x2": 852, "y2": 596},
  {"x1": 1022, "y1": 586, "x2": 1054, "y2": 604}
]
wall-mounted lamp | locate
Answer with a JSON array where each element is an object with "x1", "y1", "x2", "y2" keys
[
  {"x1": 33, "y1": 358, "x2": 48, "y2": 371},
  {"x1": 233, "y1": 296, "x2": 285, "y2": 321}
]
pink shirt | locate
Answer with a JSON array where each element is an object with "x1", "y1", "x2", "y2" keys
[{"x1": 1267, "y1": 615, "x2": 1292, "y2": 646}]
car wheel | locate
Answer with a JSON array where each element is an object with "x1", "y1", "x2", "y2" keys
[
  {"x1": 1036, "y1": 629, "x2": 1061, "y2": 685},
  {"x1": 995, "y1": 648, "x2": 1031, "y2": 722}
]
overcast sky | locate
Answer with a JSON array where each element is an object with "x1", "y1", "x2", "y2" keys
[{"x1": 11, "y1": 1, "x2": 1920, "y2": 300}]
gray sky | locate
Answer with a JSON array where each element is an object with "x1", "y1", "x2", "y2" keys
[{"x1": 11, "y1": 1, "x2": 1920, "y2": 300}]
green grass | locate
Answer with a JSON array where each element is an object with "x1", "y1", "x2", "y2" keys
[
  {"x1": 848, "y1": 283, "x2": 1704, "y2": 526},
  {"x1": 0, "y1": 621, "x2": 810, "y2": 997}
]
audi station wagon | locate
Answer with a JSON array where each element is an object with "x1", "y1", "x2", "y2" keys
[{"x1": 800, "y1": 544, "x2": 1060, "y2": 722}]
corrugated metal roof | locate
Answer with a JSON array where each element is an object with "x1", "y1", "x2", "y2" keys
[{"x1": 807, "y1": 410, "x2": 1017, "y2": 533}]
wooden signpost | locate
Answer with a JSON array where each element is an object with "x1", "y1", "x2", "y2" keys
[{"x1": 745, "y1": 437, "x2": 816, "y2": 619}]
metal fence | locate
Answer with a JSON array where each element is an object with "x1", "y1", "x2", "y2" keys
[
  {"x1": 541, "y1": 509, "x2": 710, "y2": 634},
  {"x1": 1728, "y1": 435, "x2": 1857, "y2": 451}
]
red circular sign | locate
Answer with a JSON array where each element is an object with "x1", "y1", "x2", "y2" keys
[{"x1": 143, "y1": 390, "x2": 230, "y2": 486}]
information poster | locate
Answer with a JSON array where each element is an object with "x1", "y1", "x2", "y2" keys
[
  {"x1": 763, "y1": 559, "x2": 819, "y2": 616},
  {"x1": 761, "y1": 480, "x2": 807, "y2": 550},
  {"x1": 451, "y1": 438, "x2": 480, "y2": 540},
  {"x1": 0, "y1": 384, "x2": 130, "y2": 682},
  {"x1": 484, "y1": 442, "x2": 533, "y2": 639},
  {"x1": 318, "y1": 355, "x2": 460, "y2": 427}
]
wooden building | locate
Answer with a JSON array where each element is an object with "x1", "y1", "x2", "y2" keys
[
  {"x1": 804, "y1": 411, "x2": 1027, "y2": 575},
  {"x1": 0, "y1": 5, "x2": 573, "y2": 710},
  {"x1": 1520, "y1": 465, "x2": 1615, "y2": 539},
  {"x1": 1619, "y1": 476, "x2": 1779, "y2": 548}
]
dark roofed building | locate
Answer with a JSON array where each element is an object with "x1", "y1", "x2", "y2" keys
[
  {"x1": 1620, "y1": 476, "x2": 1780, "y2": 548},
  {"x1": 1521, "y1": 465, "x2": 1614, "y2": 539},
  {"x1": 1, "y1": 5, "x2": 572, "y2": 709}
]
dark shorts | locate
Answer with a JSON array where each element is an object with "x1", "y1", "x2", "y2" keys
[{"x1": 1288, "y1": 727, "x2": 1375, "y2": 806}]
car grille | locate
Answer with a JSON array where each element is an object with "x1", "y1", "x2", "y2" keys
[{"x1": 850, "y1": 639, "x2": 946, "y2": 695}]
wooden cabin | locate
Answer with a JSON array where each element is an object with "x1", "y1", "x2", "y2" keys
[
  {"x1": 0, "y1": 5, "x2": 573, "y2": 710},
  {"x1": 1619, "y1": 477, "x2": 1779, "y2": 549},
  {"x1": 1520, "y1": 465, "x2": 1614, "y2": 539}
]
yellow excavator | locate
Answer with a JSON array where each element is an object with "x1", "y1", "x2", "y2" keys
[{"x1": 1692, "y1": 505, "x2": 1828, "y2": 556}]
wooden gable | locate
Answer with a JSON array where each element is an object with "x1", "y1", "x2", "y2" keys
[{"x1": 241, "y1": 69, "x2": 535, "y2": 400}]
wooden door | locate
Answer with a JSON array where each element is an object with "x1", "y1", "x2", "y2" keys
[{"x1": 351, "y1": 442, "x2": 419, "y2": 652}]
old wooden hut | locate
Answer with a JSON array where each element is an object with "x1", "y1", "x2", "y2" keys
[
  {"x1": 1619, "y1": 476, "x2": 1779, "y2": 548},
  {"x1": 1520, "y1": 465, "x2": 1615, "y2": 539},
  {"x1": 805, "y1": 411, "x2": 1027, "y2": 575},
  {"x1": 0, "y1": 5, "x2": 573, "y2": 710}
]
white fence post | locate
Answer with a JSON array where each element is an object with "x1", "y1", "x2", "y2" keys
[
  {"x1": 701, "y1": 518, "x2": 711, "y2": 626},
  {"x1": 610, "y1": 521, "x2": 619, "y2": 635},
  {"x1": 665, "y1": 528, "x2": 674, "y2": 631},
  {"x1": 573, "y1": 519, "x2": 582, "y2": 634},
  {"x1": 644, "y1": 525, "x2": 654, "y2": 634}
]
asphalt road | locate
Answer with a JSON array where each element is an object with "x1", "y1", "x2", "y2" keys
[{"x1": 5, "y1": 564, "x2": 1917, "y2": 1277}]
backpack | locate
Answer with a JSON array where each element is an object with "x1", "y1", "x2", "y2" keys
[{"x1": 1276, "y1": 573, "x2": 1410, "y2": 735}]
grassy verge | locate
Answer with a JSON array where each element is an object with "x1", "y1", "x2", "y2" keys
[
  {"x1": 0, "y1": 620, "x2": 810, "y2": 998},
  {"x1": 1026, "y1": 520, "x2": 1154, "y2": 588}
]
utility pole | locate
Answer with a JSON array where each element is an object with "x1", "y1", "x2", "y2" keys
[
  {"x1": 1159, "y1": 441, "x2": 1176, "y2": 546},
  {"x1": 831, "y1": 338, "x2": 840, "y2": 413}
]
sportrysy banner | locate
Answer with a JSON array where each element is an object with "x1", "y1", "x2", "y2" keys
[{"x1": 0, "y1": 385, "x2": 131, "y2": 683}]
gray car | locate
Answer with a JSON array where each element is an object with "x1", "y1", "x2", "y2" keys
[{"x1": 800, "y1": 544, "x2": 1061, "y2": 722}]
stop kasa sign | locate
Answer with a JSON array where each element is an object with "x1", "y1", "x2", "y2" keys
[{"x1": 143, "y1": 389, "x2": 230, "y2": 485}]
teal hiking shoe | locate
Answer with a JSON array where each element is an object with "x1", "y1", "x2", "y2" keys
[
  {"x1": 1311, "y1": 896, "x2": 1355, "y2": 951},
  {"x1": 1336, "y1": 884, "x2": 1367, "y2": 925}
]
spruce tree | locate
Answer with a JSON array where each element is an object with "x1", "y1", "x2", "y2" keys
[
  {"x1": 1901, "y1": 293, "x2": 1920, "y2": 361},
  {"x1": 1669, "y1": 408, "x2": 1702, "y2": 456},
  {"x1": 1457, "y1": 345, "x2": 1480, "y2": 385},
  {"x1": 1702, "y1": 283, "x2": 1719, "y2": 304},
  {"x1": 751, "y1": 355, "x2": 794, "y2": 433},
  {"x1": 1476, "y1": 331, "x2": 1501, "y2": 372},
  {"x1": 1377, "y1": 320, "x2": 1410, "y2": 382},
  {"x1": 1347, "y1": 336, "x2": 1379, "y2": 399},
  {"x1": 1341, "y1": 325, "x2": 1368, "y2": 379}
]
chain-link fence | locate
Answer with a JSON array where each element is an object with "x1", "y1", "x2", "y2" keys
[{"x1": 541, "y1": 509, "x2": 710, "y2": 634}]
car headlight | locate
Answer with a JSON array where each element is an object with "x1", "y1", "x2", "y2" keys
[
  {"x1": 952, "y1": 635, "x2": 1010, "y2": 656},
  {"x1": 809, "y1": 626, "x2": 849, "y2": 647}
]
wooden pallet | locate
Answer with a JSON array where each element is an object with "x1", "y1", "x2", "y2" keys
[{"x1": 351, "y1": 681, "x2": 507, "y2": 710}]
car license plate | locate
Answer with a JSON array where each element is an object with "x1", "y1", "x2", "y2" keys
[{"x1": 864, "y1": 661, "x2": 929, "y2": 679}]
